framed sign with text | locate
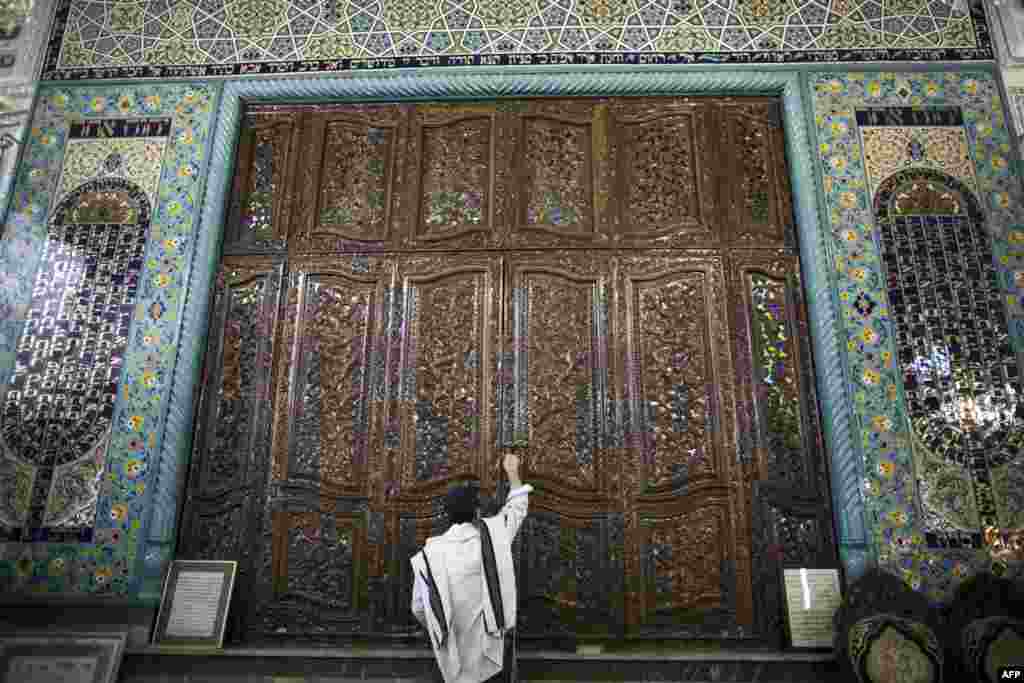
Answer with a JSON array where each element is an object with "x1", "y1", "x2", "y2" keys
[
  {"x1": 152, "y1": 560, "x2": 237, "y2": 649},
  {"x1": 782, "y1": 568, "x2": 843, "y2": 649},
  {"x1": 0, "y1": 632, "x2": 127, "y2": 683}
]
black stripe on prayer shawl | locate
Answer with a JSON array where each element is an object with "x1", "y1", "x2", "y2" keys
[
  {"x1": 420, "y1": 555, "x2": 449, "y2": 646},
  {"x1": 478, "y1": 520, "x2": 505, "y2": 631}
]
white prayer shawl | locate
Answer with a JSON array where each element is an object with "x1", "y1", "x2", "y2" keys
[
  {"x1": 411, "y1": 544, "x2": 462, "y2": 680},
  {"x1": 477, "y1": 511, "x2": 517, "y2": 639},
  {"x1": 411, "y1": 484, "x2": 532, "y2": 683}
]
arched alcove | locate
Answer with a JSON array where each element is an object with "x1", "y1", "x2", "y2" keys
[
  {"x1": 873, "y1": 168, "x2": 1023, "y2": 548},
  {"x1": 0, "y1": 177, "x2": 151, "y2": 542}
]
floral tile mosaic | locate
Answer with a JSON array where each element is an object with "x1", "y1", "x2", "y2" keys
[
  {"x1": 39, "y1": 0, "x2": 994, "y2": 80},
  {"x1": 0, "y1": 82, "x2": 217, "y2": 597},
  {"x1": 859, "y1": 125, "x2": 976, "y2": 196},
  {"x1": 810, "y1": 70, "x2": 1024, "y2": 603}
]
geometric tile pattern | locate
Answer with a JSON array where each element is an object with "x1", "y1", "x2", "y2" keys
[
  {"x1": 40, "y1": 0, "x2": 994, "y2": 80},
  {"x1": 811, "y1": 70, "x2": 1024, "y2": 603},
  {"x1": 0, "y1": 83, "x2": 217, "y2": 596}
]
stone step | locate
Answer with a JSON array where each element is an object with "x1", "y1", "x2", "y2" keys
[{"x1": 120, "y1": 646, "x2": 841, "y2": 683}]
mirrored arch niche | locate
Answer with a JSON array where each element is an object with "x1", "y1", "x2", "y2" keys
[
  {"x1": 0, "y1": 177, "x2": 151, "y2": 544},
  {"x1": 873, "y1": 168, "x2": 1024, "y2": 551}
]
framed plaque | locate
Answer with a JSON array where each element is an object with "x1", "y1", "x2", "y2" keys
[
  {"x1": 152, "y1": 560, "x2": 238, "y2": 648},
  {"x1": 0, "y1": 632, "x2": 127, "y2": 683},
  {"x1": 782, "y1": 568, "x2": 842, "y2": 648}
]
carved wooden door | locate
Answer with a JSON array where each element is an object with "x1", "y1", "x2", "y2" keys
[
  {"x1": 257, "y1": 254, "x2": 395, "y2": 634},
  {"x1": 386, "y1": 253, "x2": 504, "y2": 635},
  {"x1": 180, "y1": 98, "x2": 836, "y2": 646},
  {"x1": 502, "y1": 251, "x2": 620, "y2": 638},
  {"x1": 612, "y1": 252, "x2": 750, "y2": 635},
  {"x1": 178, "y1": 256, "x2": 285, "y2": 641}
]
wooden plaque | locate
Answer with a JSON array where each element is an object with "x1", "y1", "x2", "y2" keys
[{"x1": 152, "y1": 560, "x2": 238, "y2": 648}]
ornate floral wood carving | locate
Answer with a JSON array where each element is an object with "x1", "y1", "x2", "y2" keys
[
  {"x1": 407, "y1": 105, "x2": 506, "y2": 250},
  {"x1": 178, "y1": 257, "x2": 284, "y2": 641},
  {"x1": 295, "y1": 105, "x2": 410, "y2": 252},
  {"x1": 224, "y1": 111, "x2": 301, "y2": 253},
  {"x1": 720, "y1": 103, "x2": 794, "y2": 248},
  {"x1": 182, "y1": 97, "x2": 834, "y2": 645},
  {"x1": 387, "y1": 253, "x2": 501, "y2": 496},
  {"x1": 612, "y1": 100, "x2": 717, "y2": 245},
  {"x1": 506, "y1": 252, "x2": 611, "y2": 495}
]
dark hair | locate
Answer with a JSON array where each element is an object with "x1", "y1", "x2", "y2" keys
[{"x1": 444, "y1": 482, "x2": 480, "y2": 525}]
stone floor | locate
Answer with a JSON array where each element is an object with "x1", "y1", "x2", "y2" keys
[{"x1": 117, "y1": 648, "x2": 843, "y2": 683}]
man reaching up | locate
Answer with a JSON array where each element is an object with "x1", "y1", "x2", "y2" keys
[{"x1": 411, "y1": 452, "x2": 531, "y2": 683}]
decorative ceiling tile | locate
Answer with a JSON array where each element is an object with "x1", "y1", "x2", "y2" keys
[{"x1": 38, "y1": 0, "x2": 994, "y2": 78}]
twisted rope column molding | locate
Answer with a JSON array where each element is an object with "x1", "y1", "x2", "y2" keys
[{"x1": 150, "y1": 68, "x2": 871, "y2": 594}]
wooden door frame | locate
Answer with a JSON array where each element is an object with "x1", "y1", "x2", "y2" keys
[{"x1": 157, "y1": 69, "x2": 868, "y2": 618}]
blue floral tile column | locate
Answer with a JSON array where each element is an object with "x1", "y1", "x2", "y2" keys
[
  {"x1": 0, "y1": 82, "x2": 220, "y2": 599},
  {"x1": 810, "y1": 70, "x2": 1024, "y2": 602}
]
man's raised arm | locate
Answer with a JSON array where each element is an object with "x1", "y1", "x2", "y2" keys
[{"x1": 496, "y1": 452, "x2": 532, "y2": 541}]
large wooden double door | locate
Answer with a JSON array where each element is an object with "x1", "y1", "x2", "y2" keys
[{"x1": 179, "y1": 98, "x2": 838, "y2": 645}]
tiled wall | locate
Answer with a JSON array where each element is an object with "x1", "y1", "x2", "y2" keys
[
  {"x1": 0, "y1": 0, "x2": 1021, "y2": 613},
  {"x1": 0, "y1": 82, "x2": 219, "y2": 598},
  {"x1": 1, "y1": 68, "x2": 1020, "y2": 608},
  {"x1": 0, "y1": 0, "x2": 55, "y2": 217},
  {"x1": 808, "y1": 70, "x2": 1024, "y2": 602}
]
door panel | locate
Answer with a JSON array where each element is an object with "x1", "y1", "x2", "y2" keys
[
  {"x1": 505, "y1": 252, "x2": 612, "y2": 496},
  {"x1": 271, "y1": 508, "x2": 365, "y2": 615},
  {"x1": 272, "y1": 258, "x2": 393, "y2": 496},
  {"x1": 406, "y1": 106, "x2": 508, "y2": 250},
  {"x1": 224, "y1": 112, "x2": 301, "y2": 253},
  {"x1": 192, "y1": 259, "x2": 284, "y2": 500},
  {"x1": 299, "y1": 108, "x2": 407, "y2": 252},
  {"x1": 505, "y1": 100, "x2": 611, "y2": 249},
  {"x1": 728, "y1": 250, "x2": 827, "y2": 491},
  {"x1": 613, "y1": 253, "x2": 750, "y2": 634},
  {"x1": 611, "y1": 101, "x2": 718, "y2": 246},
  {"x1": 295, "y1": 105, "x2": 410, "y2": 252},
  {"x1": 616, "y1": 254, "x2": 736, "y2": 494},
  {"x1": 719, "y1": 103, "x2": 794, "y2": 248},
  {"x1": 182, "y1": 259, "x2": 283, "y2": 534},
  {"x1": 388, "y1": 254, "x2": 501, "y2": 493},
  {"x1": 516, "y1": 508, "x2": 621, "y2": 638}
]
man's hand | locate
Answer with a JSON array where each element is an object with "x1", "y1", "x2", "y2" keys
[{"x1": 502, "y1": 452, "x2": 522, "y2": 489}]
